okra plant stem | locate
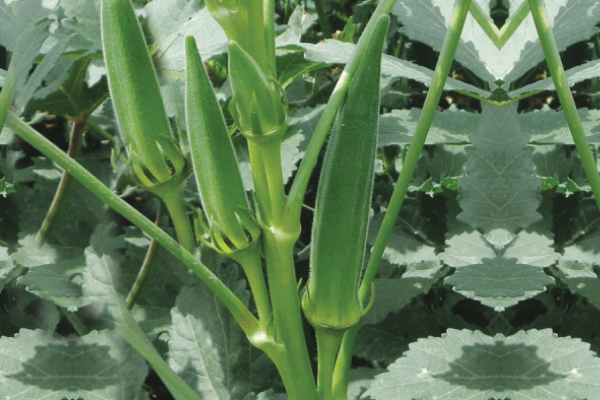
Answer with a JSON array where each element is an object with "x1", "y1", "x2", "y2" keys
[
  {"x1": 315, "y1": 327, "x2": 344, "y2": 399},
  {"x1": 6, "y1": 111, "x2": 261, "y2": 337},
  {"x1": 528, "y1": 0, "x2": 600, "y2": 211},
  {"x1": 262, "y1": 228, "x2": 319, "y2": 400},
  {"x1": 333, "y1": 0, "x2": 472, "y2": 394},
  {"x1": 37, "y1": 115, "x2": 88, "y2": 245},
  {"x1": 230, "y1": 244, "x2": 272, "y2": 324},
  {"x1": 160, "y1": 185, "x2": 195, "y2": 253},
  {"x1": 126, "y1": 208, "x2": 162, "y2": 309}
]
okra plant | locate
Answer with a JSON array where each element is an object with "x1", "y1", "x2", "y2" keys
[{"x1": 2, "y1": 0, "x2": 600, "y2": 399}]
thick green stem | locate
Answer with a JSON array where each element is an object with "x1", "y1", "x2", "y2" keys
[
  {"x1": 248, "y1": 139, "x2": 286, "y2": 225},
  {"x1": 332, "y1": 0, "x2": 472, "y2": 395},
  {"x1": 161, "y1": 185, "x2": 195, "y2": 253},
  {"x1": 528, "y1": 0, "x2": 600, "y2": 211},
  {"x1": 230, "y1": 243, "x2": 272, "y2": 324},
  {"x1": 262, "y1": 228, "x2": 318, "y2": 400},
  {"x1": 315, "y1": 327, "x2": 344, "y2": 399},
  {"x1": 331, "y1": 325, "x2": 359, "y2": 399},
  {"x1": 37, "y1": 115, "x2": 88, "y2": 245},
  {"x1": 6, "y1": 111, "x2": 260, "y2": 337}
]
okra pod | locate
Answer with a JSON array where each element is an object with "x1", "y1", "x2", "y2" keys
[
  {"x1": 185, "y1": 35, "x2": 260, "y2": 254},
  {"x1": 301, "y1": 16, "x2": 389, "y2": 330},
  {"x1": 102, "y1": 0, "x2": 194, "y2": 252},
  {"x1": 101, "y1": 0, "x2": 186, "y2": 189},
  {"x1": 228, "y1": 41, "x2": 287, "y2": 141}
]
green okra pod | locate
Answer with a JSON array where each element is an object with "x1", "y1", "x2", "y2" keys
[
  {"x1": 301, "y1": 16, "x2": 390, "y2": 331},
  {"x1": 228, "y1": 41, "x2": 287, "y2": 142},
  {"x1": 185, "y1": 35, "x2": 260, "y2": 254},
  {"x1": 101, "y1": 0, "x2": 186, "y2": 189},
  {"x1": 102, "y1": 0, "x2": 194, "y2": 252}
]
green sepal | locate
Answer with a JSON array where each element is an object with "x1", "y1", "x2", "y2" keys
[
  {"x1": 301, "y1": 16, "x2": 390, "y2": 331},
  {"x1": 228, "y1": 41, "x2": 287, "y2": 142},
  {"x1": 185, "y1": 35, "x2": 261, "y2": 255},
  {"x1": 210, "y1": 209, "x2": 261, "y2": 255}
]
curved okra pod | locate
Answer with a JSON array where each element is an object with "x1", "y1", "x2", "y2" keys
[
  {"x1": 184, "y1": 35, "x2": 261, "y2": 254},
  {"x1": 101, "y1": 0, "x2": 193, "y2": 251},
  {"x1": 301, "y1": 16, "x2": 390, "y2": 331}
]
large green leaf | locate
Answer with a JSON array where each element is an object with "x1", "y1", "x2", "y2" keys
[
  {"x1": 168, "y1": 266, "x2": 278, "y2": 399},
  {"x1": 143, "y1": 0, "x2": 227, "y2": 72},
  {"x1": 444, "y1": 257, "x2": 555, "y2": 311},
  {"x1": 458, "y1": 104, "x2": 541, "y2": 233},
  {"x1": 364, "y1": 329, "x2": 600, "y2": 400},
  {"x1": 0, "y1": 329, "x2": 148, "y2": 400}
]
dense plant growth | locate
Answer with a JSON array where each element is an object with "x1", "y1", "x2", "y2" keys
[{"x1": 1, "y1": 0, "x2": 600, "y2": 399}]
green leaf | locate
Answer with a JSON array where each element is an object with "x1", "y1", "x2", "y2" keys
[
  {"x1": 523, "y1": 108, "x2": 600, "y2": 145},
  {"x1": 292, "y1": 41, "x2": 490, "y2": 98},
  {"x1": 444, "y1": 257, "x2": 555, "y2": 311},
  {"x1": 0, "y1": 245, "x2": 16, "y2": 293},
  {"x1": 364, "y1": 329, "x2": 600, "y2": 400},
  {"x1": 504, "y1": 0, "x2": 600, "y2": 83},
  {"x1": 378, "y1": 108, "x2": 471, "y2": 146},
  {"x1": 441, "y1": 222, "x2": 560, "y2": 269},
  {"x1": 143, "y1": 0, "x2": 227, "y2": 72},
  {"x1": 168, "y1": 266, "x2": 278, "y2": 399},
  {"x1": 391, "y1": 0, "x2": 494, "y2": 82},
  {"x1": 360, "y1": 277, "x2": 443, "y2": 326},
  {"x1": 25, "y1": 55, "x2": 108, "y2": 117},
  {"x1": 556, "y1": 228, "x2": 600, "y2": 278},
  {"x1": 511, "y1": 59, "x2": 600, "y2": 99},
  {"x1": 367, "y1": 213, "x2": 443, "y2": 275},
  {"x1": 0, "y1": 329, "x2": 148, "y2": 400},
  {"x1": 458, "y1": 104, "x2": 541, "y2": 233}
]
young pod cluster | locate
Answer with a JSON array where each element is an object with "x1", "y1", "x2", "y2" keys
[
  {"x1": 185, "y1": 36, "x2": 260, "y2": 254},
  {"x1": 301, "y1": 16, "x2": 389, "y2": 331},
  {"x1": 101, "y1": 0, "x2": 186, "y2": 191}
]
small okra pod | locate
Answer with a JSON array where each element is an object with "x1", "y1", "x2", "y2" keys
[
  {"x1": 301, "y1": 16, "x2": 390, "y2": 331},
  {"x1": 185, "y1": 36, "x2": 260, "y2": 254},
  {"x1": 101, "y1": 0, "x2": 186, "y2": 189},
  {"x1": 228, "y1": 41, "x2": 287, "y2": 141}
]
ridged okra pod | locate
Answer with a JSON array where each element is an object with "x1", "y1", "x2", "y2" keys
[
  {"x1": 301, "y1": 16, "x2": 389, "y2": 331},
  {"x1": 184, "y1": 36, "x2": 260, "y2": 254},
  {"x1": 101, "y1": 0, "x2": 194, "y2": 252},
  {"x1": 101, "y1": 0, "x2": 186, "y2": 189}
]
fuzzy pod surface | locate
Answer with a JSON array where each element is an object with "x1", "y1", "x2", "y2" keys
[
  {"x1": 101, "y1": 0, "x2": 185, "y2": 188},
  {"x1": 302, "y1": 16, "x2": 390, "y2": 330},
  {"x1": 185, "y1": 35, "x2": 260, "y2": 254}
]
